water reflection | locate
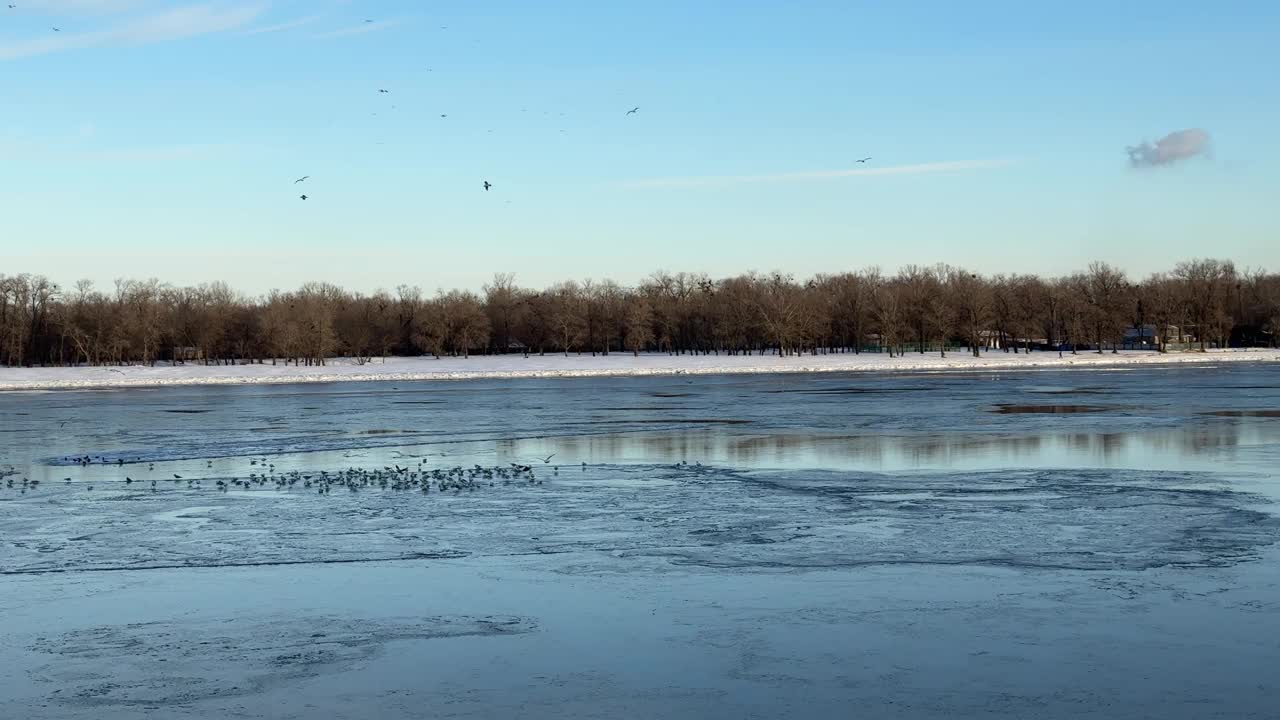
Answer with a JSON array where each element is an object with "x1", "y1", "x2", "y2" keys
[
  {"x1": 11, "y1": 418, "x2": 1277, "y2": 487},
  {"x1": 5, "y1": 365, "x2": 1279, "y2": 487},
  {"x1": 500, "y1": 419, "x2": 1280, "y2": 473},
  {"x1": 989, "y1": 404, "x2": 1111, "y2": 414}
]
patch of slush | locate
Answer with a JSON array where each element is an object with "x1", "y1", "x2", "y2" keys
[
  {"x1": 27, "y1": 615, "x2": 534, "y2": 708},
  {"x1": 150, "y1": 506, "x2": 225, "y2": 526}
]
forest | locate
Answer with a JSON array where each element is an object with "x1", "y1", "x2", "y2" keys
[{"x1": 1, "y1": 259, "x2": 1276, "y2": 367}]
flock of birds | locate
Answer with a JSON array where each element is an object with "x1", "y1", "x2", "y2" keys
[
  {"x1": 267, "y1": 25, "x2": 657, "y2": 203},
  {"x1": 6, "y1": 5, "x2": 877, "y2": 202},
  {"x1": 2, "y1": 456, "x2": 721, "y2": 498},
  {"x1": 288, "y1": 101, "x2": 645, "y2": 201},
  {"x1": 0, "y1": 451, "x2": 586, "y2": 497}
]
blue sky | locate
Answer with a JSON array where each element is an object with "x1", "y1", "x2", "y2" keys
[{"x1": 2, "y1": 1, "x2": 1277, "y2": 294}]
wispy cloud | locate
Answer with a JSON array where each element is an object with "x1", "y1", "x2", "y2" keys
[
  {"x1": 314, "y1": 18, "x2": 399, "y2": 39},
  {"x1": 617, "y1": 159, "x2": 1018, "y2": 189},
  {"x1": 18, "y1": 0, "x2": 147, "y2": 17},
  {"x1": 243, "y1": 13, "x2": 323, "y2": 35},
  {"x1": 0, "y1": 128, "x2": 236, "y2": 161},
  {"x1": 0, "y1": 3, "x2": 264, "y2": 60},
  {"x1": 1126, "y1": 128, "x2": 1210, "y2": 169},
  {"x1": 86, "y1": 142, "x2": 234, "y2": 162}
]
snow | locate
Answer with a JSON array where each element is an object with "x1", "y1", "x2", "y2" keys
[{"x1": 1, "y1": 348, "x2": 1277, "y2": 391}]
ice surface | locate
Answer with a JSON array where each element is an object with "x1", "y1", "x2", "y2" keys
[
  {"x1": 3, "y1": 366, "x2": 1280, "y2": 718},
  {"x1": 3, "y1": 465, "x2": 1275, "y2": 577}
]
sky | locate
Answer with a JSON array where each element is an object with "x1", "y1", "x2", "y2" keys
[{"x1": 1, "y1": 0, "x2": 1278, "y2": 295}]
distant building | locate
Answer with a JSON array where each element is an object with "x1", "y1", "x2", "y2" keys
[
  {"x1": 1122, "y1": 325, "x2": 1183, "y2": 349},
  {"x1": 172, "y1": 346, "x2": 204, "y2": 362}
]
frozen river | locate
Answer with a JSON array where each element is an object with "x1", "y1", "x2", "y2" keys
[{"x1": 2, "y1": 366, "x2": 1279, "y2": 718}]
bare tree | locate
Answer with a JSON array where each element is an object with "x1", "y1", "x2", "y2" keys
[
  {"x1": 548, "y1": 281, "x2": 586, "y2": 356},
  {"x1": 872, "y1": 278, "x2": 904, "y2": 357},
  {"x1": 1174, "y1": 258, "x2": 1236, "y2": 351},
  {"x1": 949, "y1": 269, "x2": 991, "y2": 357},
  {"x1": 755, "y1": 272, "x2": 801, "y2": 356},
  {"x1": 1078, "y1": 262, "x2": 1129, "y2": 353},
  {"x1": 483, "y1": 273, "x2": 521, "y2": 353},
  {"x1": 1, "y1": 260, "x2": 1274, "y2": 367},
  {"x1": 437, "y1": 290, "x2": 491, "y2": 358},
  {"x1": 624, "y1": 296, "x2": 655, "y2": 356},
  {"x1": 926, "y1": 277, "x2": 955, "y2": 357},
  {"x1": 898, "y1": 265, "x2": 935, "y2": 354}
]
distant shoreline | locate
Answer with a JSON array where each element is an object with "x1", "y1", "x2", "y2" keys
[{"x1": 1, "y1": 349, "x2": 1276, "y2": 392}]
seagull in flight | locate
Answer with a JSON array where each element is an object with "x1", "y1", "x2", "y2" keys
[
  {"x1": 294, "y1": 176, "x2": 309, "y2": 184},
  {"x1": 626, "y1": 107, "x2": 639, "y2": 115},
  {"x1": 483, "y1": 181, "x2": 492, "y2": 191},
  {"x1": 299, "y1": 194, "x2": 308, "y2": 201},
  {"x1": 51, "y1": 26, "x2": 60, "y2": 31},
  {"x1": 378, "y1": 89, "x2": 390, "y2": 94},
  {"x1": 855, "y1": 157, "x2": 872, "y2": 163},
  {"x1": 541, "y1": 453, "x2": 556, "y2": 464}
]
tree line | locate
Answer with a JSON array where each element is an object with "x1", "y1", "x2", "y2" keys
[{"x1": 1, "y1": 259, "x2": 1277, "y2": 368}]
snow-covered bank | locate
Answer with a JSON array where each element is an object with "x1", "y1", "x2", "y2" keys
[{"x1": 1, "y1": 349, "x2": 1277, "y2": 391}]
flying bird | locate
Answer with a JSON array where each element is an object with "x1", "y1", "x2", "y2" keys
[
  {"x1": 855, "y1": 157, "x2": 872, "y2": 163},
  {"x1": 541, "y1": 453, "x2": 556, "y2": 464},
  {"x1": 299, "y1": 194, "x2": 308, "y2": 200},
  {"x1": 51, "y1": 27, "x2": 60, "y2": 31},
  {"x1": 483, "y1": 181, "x2": 492, "y2": 191},
  {"x1": 378, "y1": 89, "x2": 390, "y2": 94},
  {"x1": 294, "y1": 176, "x2": 309, "y2": 184},
  {"x1": 626, "y1": 107, "x2": 639, "y2": 115}
]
